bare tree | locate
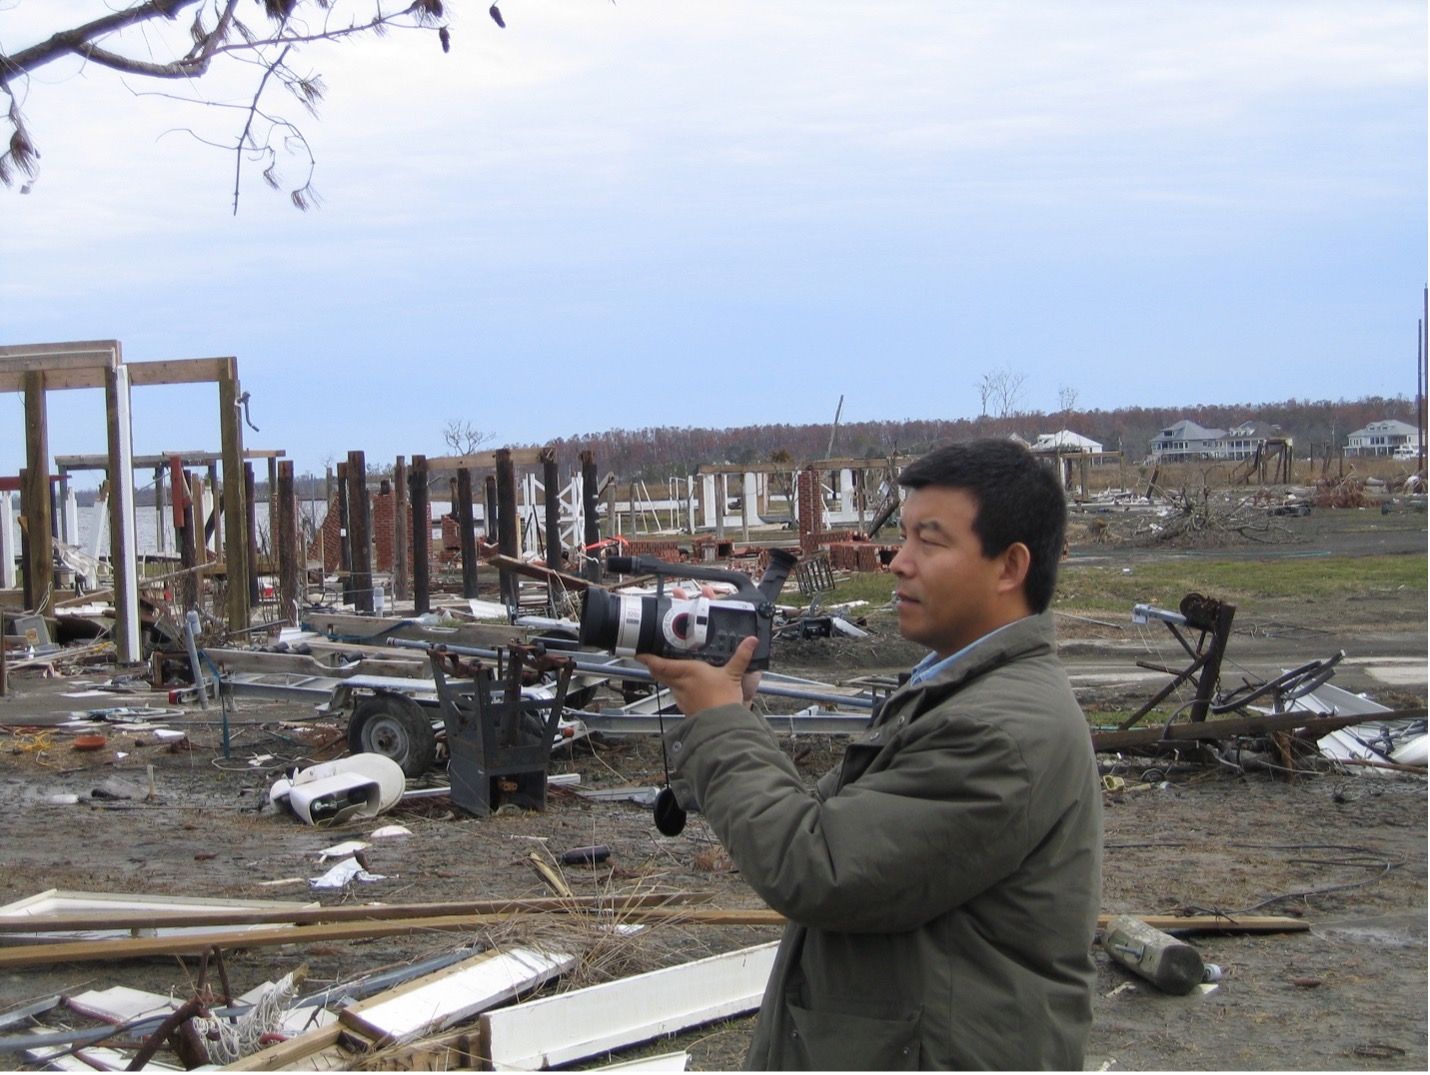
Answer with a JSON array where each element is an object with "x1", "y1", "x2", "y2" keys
[
  {"x1": 442, "y1": 418, "x2": 495, "y2": 455},
  {"x1": 1, "y1": 1, "x2": 503, "y2": 212},
  {"x1": 1057, "y1": 383, "x2": 1079, "y2": 417},
  {"x1": 975, "y1": 365, "x2": 1028, "y2": 419}
]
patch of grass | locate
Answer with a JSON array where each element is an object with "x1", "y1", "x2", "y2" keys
[
  {"x1": 1055, "y1": 554, "x2": 1426, "y2": 614},
  {"x1": 784, "y1": 571, "x2": 896, "y2": 610}
]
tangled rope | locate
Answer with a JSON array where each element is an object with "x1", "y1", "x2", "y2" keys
[{"x1": 196, "y1": 966, "x2": 306, "y2": 1064}]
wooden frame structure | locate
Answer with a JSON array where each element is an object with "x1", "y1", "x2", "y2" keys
[{"x1": 0, "y1": 342, "x2": 249, "y2": 659}]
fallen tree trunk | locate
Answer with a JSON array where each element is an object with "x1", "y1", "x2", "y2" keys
[{"x1": 1091, "y1": 708, "x2": 1426, "y2": 753}]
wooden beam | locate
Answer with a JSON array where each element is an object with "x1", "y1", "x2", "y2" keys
[
  {"x1": 0, "y1": 368, "x2": 107, "y2": 393},
  {"x1": 0, "y1": 341, "x2": 118, "y2": 374},
  {"x1": 483, "y1": 553, "x2": 591, "y2": 592},
  {"x1": 425, "y1": 448, "x2": 546, "y2": 470},
  {"x1": 126, "y1": 356, "x2": 234, "y2": 386}
]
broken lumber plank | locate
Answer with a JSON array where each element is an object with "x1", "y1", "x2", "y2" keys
[
  {"x1": 0, "y1": 908, "x2": 1302, "y2": 969},
  {"x1": 340, "y1": 946, "x2": 573, "y2": 1045},
  {"x1": 0, "y1": 908, "x2": 775, "y2": 968},
  {"x1": 482, "y1": 553, "x2": 592, "y2": 592},
  {"x1": 0, "y1": 891, "x2": 714, "y2": 934},
  {"x1": 480, "y1": 942, "x2": 779, "y2": 1071}
]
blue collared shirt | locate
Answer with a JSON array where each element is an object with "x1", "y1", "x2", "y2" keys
[{"x1": 908, "y1": 619, "x2": 1026, "y2": 686}]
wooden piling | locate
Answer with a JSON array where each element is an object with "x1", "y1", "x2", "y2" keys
[
  {"x1": 393, "y1": 456, "x2": 409, "y2": 602},
  {"x1": 456, "y1": 467, "x2": 479, "y2": 599},
  {"x1": 347, "y1": 450, "x2": 373, "y2": 614},
  {"x1": 21, "y1": 371, "x2": 53, "y2": 612},
  {"x1": 542, "y1": 446, "x2": 561, "y2": 574},
  {"x1": 244, "y1": 464, "x2": 260, "y2": 607},
  {"x1": 410, "y1": 455, "x2": 430, "y2": 615},
  {"x1": 580, "y1": 449, "x2": 600, "y2": 581},
  {"x1": 496, "y1": 448, "x2": 519, "y2": 607},
  {"x1": 277, "y1": 460, "x2": 300, "y2": 625}
]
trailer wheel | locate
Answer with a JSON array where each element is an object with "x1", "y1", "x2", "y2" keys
[{"x1": 348, "y1": 693, "x2": 437, "y2": 778}]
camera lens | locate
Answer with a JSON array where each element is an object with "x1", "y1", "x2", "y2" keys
[
  {"x1": 579, "y1": 589, "x2": 660, "y2": 656},
  {"x1": 578, "y1": 588, "x2": 620, "y2": 650}
]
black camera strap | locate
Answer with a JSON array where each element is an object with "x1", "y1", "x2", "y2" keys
[{"x1": 653, "y1": 692, "x2": 687, "y2": 836}]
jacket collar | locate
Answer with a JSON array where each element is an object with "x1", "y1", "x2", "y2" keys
[{"x1": 903, "y1": 611, "x2": 1057, "y2": 695}]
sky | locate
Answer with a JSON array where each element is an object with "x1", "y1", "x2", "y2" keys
[{"x1": 1, "y1": 0, "x2": 1426, "y2": 483}]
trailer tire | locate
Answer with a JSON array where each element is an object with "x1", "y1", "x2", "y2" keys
[{"x1": 348, "y1": 693, "x2": 437, "y2": 778}]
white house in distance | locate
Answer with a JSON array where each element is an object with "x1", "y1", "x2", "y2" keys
[
  {"x1": 1346, "y1": 419, "x2": 1422, "y2": 458},
  {"x1": 1148, "y1": 418, "x2": 1286, "y2": 463},
  {"x1": 1033, "y1": 429, "x2": 1104, "y2": 453},
  {"x1": 1147, "y1": 419, "x2": 1228, "y2": 462}
]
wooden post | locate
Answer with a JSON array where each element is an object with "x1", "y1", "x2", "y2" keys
[
  {"x1": 218, "y1": 364, "x2": 249, "y2": 632},
  {"x1": 410, "y1": 456, "x2": 431, "y2": 615},
  {"x1": 393, "y1": 456, "x2": 409, "y2": 602},
  {"x1": 207, "y1": 460, "x2": 223, "y2": 565},
  {"x1": 541, "y1": 447, "x2": 561, "y2": 574},
  {"x1": 21, "y1": 371, "x2": 53, "y2": 612},
  {"x1": 483, "y1": 475, "x2": 498, "y2": 546},
  {"x1": 580, "y1": 450, "x2": 600, "y2": 582},
  {"x1": 347, "y1": 451, "x2": 373, "y2": 614},
  {"x1": 174, "y1": 460, "x2": 197, "y2": 612},
  {"x1": 741, "y1": 477, "x2": 751, "y2": 543},
  {"x1": 496, "y1": 449, "x2": 519, "y2": 606},
  {"x1": 276, "y1": 461, "x2": 299, "y2": 625},
  {"x1": 244, "y1": 464, "x2": 260, "y2": 607},
  {"x1": 456, "y1": 468, "x2": 479, "y2": 599},
  {"x1": 154, "y1": 465, "x2": 168, "y2": 555},
  {"x1": 190, "y1": 473, "x2": 207, "y2": 565}
]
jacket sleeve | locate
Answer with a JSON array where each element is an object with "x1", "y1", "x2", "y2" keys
[{"x1": 666, "y1": 701, "x2": 1033, "y2": 933}]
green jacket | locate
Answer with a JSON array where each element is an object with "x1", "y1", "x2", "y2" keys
[{"x1": 665, "y1": 612, "x2": 1102, "y2": 1070}]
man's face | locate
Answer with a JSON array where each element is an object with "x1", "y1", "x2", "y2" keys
[{"x1": 890, "y1": 486, "x2": 1012, "y2": 660}]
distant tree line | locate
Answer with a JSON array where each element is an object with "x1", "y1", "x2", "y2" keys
[
  {"x1": 533, "y1": 395, "x2": 1418, "y2": 483},
  {"x1": 86, "y1": 394, "x2": 1416, "y2": 508}
]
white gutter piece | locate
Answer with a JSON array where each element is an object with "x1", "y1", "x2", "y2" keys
[
  {"x1": 340, "y1": 946, "x2": 574, "y2": 1045},
  {"x1": 481, "y1": 941, "x2": 778, "y2": 1071},
  {"x1": 586, "y1": 1050, "x2": 691, "y2": 1071}
]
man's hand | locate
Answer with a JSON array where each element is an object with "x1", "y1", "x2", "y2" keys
[{"x1": 637, "y1": 635, "x2": 761, "y2": 717}]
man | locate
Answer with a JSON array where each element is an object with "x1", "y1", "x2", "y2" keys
[{"x1": 638, "y1": 439, "x2": 1101, "y2": 1070}]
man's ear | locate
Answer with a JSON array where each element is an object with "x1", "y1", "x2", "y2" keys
[{"x1": 996, "y1": 542, "x2": 1032, "y2": 597}]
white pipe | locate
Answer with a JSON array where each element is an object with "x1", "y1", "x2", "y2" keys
[
  {"x1": 0, "y1": 493, "x2": 15, "y2": 589},
  {"x1": 111, "y1": 364, "x2": 141, "y2": 663},
  {"x1": 63, "y1": 488, "x2": 79, "y2": 547}
]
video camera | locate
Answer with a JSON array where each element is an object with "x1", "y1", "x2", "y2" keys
[{"x1": 579, "y1": 549, "x2": 798, "y2": 670}]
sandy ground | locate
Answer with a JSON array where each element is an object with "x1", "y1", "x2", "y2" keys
[{"x1": 0, "y1": 508, "x2": 1423, "y2": 1071}]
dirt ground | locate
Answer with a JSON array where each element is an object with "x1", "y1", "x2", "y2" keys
[{"x1": 0, "y1": 508, "x2": 1424, "y2": 1071}]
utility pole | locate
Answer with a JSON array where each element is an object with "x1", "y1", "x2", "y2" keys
[{"x1": 1420, "y1": 286, "x2": 1427, "y2": 474}]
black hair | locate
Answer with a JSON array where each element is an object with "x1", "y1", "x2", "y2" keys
[{"x1": 896, "y1": 438, "x2": 1066, "y2": 612}]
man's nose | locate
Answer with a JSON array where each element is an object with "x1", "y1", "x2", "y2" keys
[{"x1": 889, "y1": 546, "x2": 911, "y2": 575}]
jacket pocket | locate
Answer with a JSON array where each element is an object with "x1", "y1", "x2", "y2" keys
[{"x1": 785, "y1": 1003, "x2": 921, "y2": 1070}]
